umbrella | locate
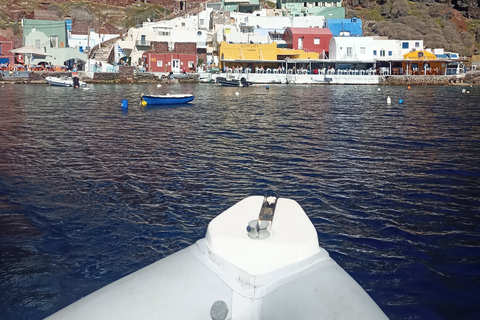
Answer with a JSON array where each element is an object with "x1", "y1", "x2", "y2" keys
[
  {"x1": 9, "y1": 45, "x2": 51, "y2": 68},
  {"x1": 9, "y1": 45, "x2": 51, "y2": 56}
]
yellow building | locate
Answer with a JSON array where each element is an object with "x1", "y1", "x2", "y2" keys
[
  {"x1": 219, "y1": 41, "x2": 319, "y2": 70},
  {"x1": 401, "y1": 50, "x2": 445, "y2": 75}
]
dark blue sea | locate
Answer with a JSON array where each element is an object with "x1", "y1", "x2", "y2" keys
[{"x1": 0, "y1": 83, "x2": 479, "y2": 320}]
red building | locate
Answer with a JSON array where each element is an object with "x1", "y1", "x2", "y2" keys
[
  {"x1": 143, "y1": 53, "x2": 197, "y2": 73},
  {"x1": 0, "y1": 35, "x2": 15, "y2": 66},
  {"x1": 283, "y1": 27, "x2": 333, "y2": 57}
]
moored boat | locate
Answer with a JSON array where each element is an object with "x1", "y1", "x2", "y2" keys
[
  {"x1": 141, "y1": 93, "x2": 195, "y2": 105},
  {"x1": 45, "y1": 76, "x2": 86, "y2": 87},
  {"x1": 217, "y1": 76, "x2": 252, "y2": 87},
  {"x1": 44, "y1": 196, "x2": 389, "y2": 320}
]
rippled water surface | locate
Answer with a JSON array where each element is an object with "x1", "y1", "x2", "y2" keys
[{"x1": 0, "y1": 83, "x2": 479, "y2": 320}]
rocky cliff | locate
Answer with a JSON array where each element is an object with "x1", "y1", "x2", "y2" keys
[
  {"x1": 344, "y1": 0, "x2": 480, "y2": 55},
  {"x1": 1, "y1": 0, "x2": 479, "y2": 56}
]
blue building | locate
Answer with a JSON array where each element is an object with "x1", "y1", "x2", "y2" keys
[{"x1": 325, "y1": 17, "x2": 362, "y2": 37}]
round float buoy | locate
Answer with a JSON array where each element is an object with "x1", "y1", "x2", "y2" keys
[
  {"x1": 399, "y1": 99, "x2": 404, "y2": 104},
  {"x1": 122, "y1": 99, "x2": 128, "y2": 109},
  {"x1": 141, "y1": 100, "x2": 147, "y2": 107},
  {"x1": 387, "y1": 96, "x2": 391, "y2": 104},
  {"x1": 407, "y1": 86, "x2": 411, "y2": 90},
  {"x1": 157, "y1": 84, "x2": 162, "y2": 87},
  {"x1": 378, "y1": 88, "x2": 381, "y2": 91},
  {"x1": 235, "y1": 92, "x2": 239, "y2": 96},
  {"x1": 266, "y1": 85, "x2": 269, "y2": 89}
]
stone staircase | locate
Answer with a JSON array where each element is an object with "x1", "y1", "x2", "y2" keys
[
  {"x1": 91, "y1": 45, "x2": 112, "y2": 62},
  {"x1": 89, "y1": 36, "x2": 122, "y2": 64}
]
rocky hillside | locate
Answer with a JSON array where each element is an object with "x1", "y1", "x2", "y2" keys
[
  {"x1": 344, "y1": 0, "x2": 480, "y2": 56},
  {"x1": 1, "y1": 0, "x2": 479, "y2": 56},
  {"x1": 0, "y1": 0, "x2": 207, "y2": 36}
]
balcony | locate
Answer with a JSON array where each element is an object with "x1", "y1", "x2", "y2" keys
[{"x1": 135, "y1": 40, "x2": 151, "y2": 47}]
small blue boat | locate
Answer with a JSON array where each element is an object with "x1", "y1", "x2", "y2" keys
[{"x1": 141, "y1": 93, "x2": 194, "y2": 105}]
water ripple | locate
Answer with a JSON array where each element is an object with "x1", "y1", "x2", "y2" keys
[{"x1": 0, "y1": 84, "x2": 479, "y2": 319}]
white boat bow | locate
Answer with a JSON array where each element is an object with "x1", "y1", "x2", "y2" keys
[{"x1": 45, "y1": 196, "x2": 388, "y2": 320}]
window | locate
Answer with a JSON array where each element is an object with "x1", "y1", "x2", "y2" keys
[
  {"x1": 200, "y1": 19, "x2": 204, "y2": 25},
  {"x1": 388, "y1": 51, "x2": 392, "y2": 56},
  {"x1": 314, "y1": 38, "x2": 320, "y2": 45},
  {"x1": 35, "y1": 39, "x2": 41, "y2": 49},
  {"x1": 315, "y1": 2, "x2": 319, "y2": 6},
  {"x1": 360, "y1": 47, "x2": 365, "y2": 54},
  {"x1": 402, "y1": 42, "x2": 409, "y2": 49},
  {"x1": 373, "y1": 50, "x2": 377, "y2": 56},
  {"x1": 50, "y1": 35, "x2": 58, "y2": 48},
  {"x1": 415, "y1": 42, "x2": 420, "y2": 47},
  {"x1": 157, "y1": 60, "x2": 163, "y2": 67},
  {"x1": 181, "y1": 22, "x2": 185, "y2": 27},
  {"x1": 304, "y1": 2, "x2": 307, "y2": 7},
  {"x1": 188, "y1": 61, "x2": 195, "y2": 68},
  {"x1": 380, "y1": 50, "x2": 385, "y2": 57},
  {"x1": 347, "y1": 47, "x2": 352, "y2": 56}
]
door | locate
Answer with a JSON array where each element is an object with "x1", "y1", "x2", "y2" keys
[
  {"x1": 171, "y1": 59, "x2": 180, "y2": 73},
  {"x1": 298, "y1": 37, "x2": 303, "y2": 50}
]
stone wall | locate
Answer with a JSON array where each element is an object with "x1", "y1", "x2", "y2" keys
[
  {"x1": 29, "y1": 72, "x2": 71, "y2": 81},
  {"x1": 151, "y1": 42, "x2": 169, "y2": 54},
  {"x1": 119, "y1": 66, "x2": 134, "y2": 79},
  {"x1": 174, "y1": 42, "x2": 197, "y2": 55},
  {"x1": 382, "y1": 75, "x2": 458, "y2": 86},
  {"x1": 463, "y1": 71, "x2": 480, "y2": 85}
]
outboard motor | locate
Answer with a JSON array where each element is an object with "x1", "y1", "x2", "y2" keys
[
  {"x1": 240, "y1": 77, "x2": 249, "y2": 87},
  {"x1": 73, "y1": 76, "x2": 80, "y2": 88}
]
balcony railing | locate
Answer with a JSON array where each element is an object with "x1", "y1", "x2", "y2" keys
[{"x1": 136, "y1": 40, "x2": 151, "y2": 47}]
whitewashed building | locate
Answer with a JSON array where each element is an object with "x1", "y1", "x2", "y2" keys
[
  {"x1": 330, "y1": 36, "x2": 424, "y2": 62},
  {"x1": 118, "y1": 15, "x2": 209, "y2": 66},
  {"x1": 328, "y1": 36, "x2": 374, "y2": 61},
  {"x1": 69, "y1": 31, "x2": 119, "y2": 54}
]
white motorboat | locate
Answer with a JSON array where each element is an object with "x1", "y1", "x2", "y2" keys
[
  {"x1": 45, "y1": 196, "x2": 389, "y2": 320},
  {"x1": 45, "y1": 76, "x2": 86, "y2": 87}
]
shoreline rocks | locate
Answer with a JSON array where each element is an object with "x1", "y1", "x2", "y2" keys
[{"x1": 2, "y1": 71, "x2": 480, "y2": 86}]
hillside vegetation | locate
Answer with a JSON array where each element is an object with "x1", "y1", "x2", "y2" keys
[
  {"x1": 345, "y1": 0, "x2": 480, "y2": 56},
  {"x1": 1, "y1": 0, "x2": 479, "y2": 56}
]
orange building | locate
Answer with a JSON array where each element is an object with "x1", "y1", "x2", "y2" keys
[{"x1": 401, "y1": 50, "x2": 446, "y2": 75}]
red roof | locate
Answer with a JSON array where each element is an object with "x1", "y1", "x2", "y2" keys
[{"x1": 285, "y1": 27, "x2": 332, "y2": 36}]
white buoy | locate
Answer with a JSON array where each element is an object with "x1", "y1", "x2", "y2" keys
[
  {"x1": 387, "y1": 96, "x2": 391, "y2": 104},
  {"x1": 157, "y1": 84, "x2": 162, "y2": 87},
  {"x1": 378, "y1": 88, "x2": 381, "y2": 91},
  {"x1": 462, "y1": 88, "x2": 466, "y2": 93},
  {"x1": 235, "y1": 92, "x2": 239, "y2": 96}
]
